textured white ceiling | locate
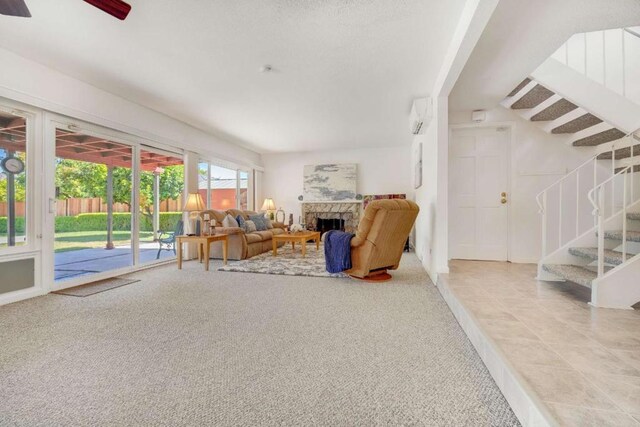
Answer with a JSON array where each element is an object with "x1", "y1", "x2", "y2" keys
[{"x1": 0, "y1": 0, "x2": 466, "y2": 153}]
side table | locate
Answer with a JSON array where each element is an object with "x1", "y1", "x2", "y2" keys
[{"x1": 176, "y1": 234, "x2": 228, "y2": 271}]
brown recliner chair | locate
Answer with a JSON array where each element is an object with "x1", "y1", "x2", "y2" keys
[{"x1": 346, "y1": 199, "x2": 419, "y2": 281}]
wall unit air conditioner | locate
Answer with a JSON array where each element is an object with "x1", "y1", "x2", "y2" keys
[{"x1": 409, "y1": 97, "x2": 432, "y2": 135}]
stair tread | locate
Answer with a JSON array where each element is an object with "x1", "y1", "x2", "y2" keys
[
  {"x1": 573, "y1": 128, "x2": 626, "y2": 146},
  {"x1": 597, "y1": 144, "x2": 640, "y2": 160},
  {"x1": 551, "y1": 113, "x2": 602, "y2": 134},
  {"x1": 542, "y1": 264, "x2": 595, "y2": 288},
  {"x1": 531, "y1": 98, "x2": 578, "y2": 121},
  {"x1": 568, "y1": 247, "x2": 625, "y2": 266},
  {"x1": 507, "y1": 78, "x2": 531, "y2": 97},
  {"x1": 628, "y1": 212, "x2": 640, "y2": 220},
  {"x1": 603, "y1": 230, "x2": 640, "y2": 242},
  {"x1": 511, "y1": 84, "x2": 554, "y2": 109},
  {"x1": 615, "y1": 165, "x2": 640, "y2": 174}
]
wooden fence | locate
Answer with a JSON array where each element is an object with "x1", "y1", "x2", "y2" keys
[
  {"x1": 0, "y1": 202, "x2": 25, "y2": 217},
  {"x1": 0, "y1": 197, "x2": 180, "y2": 217}
]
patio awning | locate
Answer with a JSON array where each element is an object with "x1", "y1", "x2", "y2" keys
[{"x1": 0, "y1": 113, "x2": 182, "y2": 170}]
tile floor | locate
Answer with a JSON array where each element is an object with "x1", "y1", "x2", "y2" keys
[{"x1": 439, "y1": 260, "x2": 640, "y2": 427}]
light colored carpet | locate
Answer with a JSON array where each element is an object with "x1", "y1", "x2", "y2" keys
[
  {"x1": 218, "y1": 242, "x2": 347, "y2": 278},
  {"x1": 0, "y1": 254, "x2": 519, "y2": 426}
]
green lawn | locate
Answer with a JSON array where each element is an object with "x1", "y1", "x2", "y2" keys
[{"x1": 54, "y1": 231, "x2": 155, "y2": 253}]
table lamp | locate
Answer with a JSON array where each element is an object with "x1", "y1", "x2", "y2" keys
[
  {"x1": 183, "y1": 192, "x2": 206, "y2": 235},
  {"x1": 261, "y1": 197, "x2": 276, "y2": 220}
]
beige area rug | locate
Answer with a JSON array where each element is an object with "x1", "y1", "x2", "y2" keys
[
  {"x1": 218, "y1": 242, "x2": 348, "y2": 278},
  {"x1": 53, "y1": 277, "x2": 140, "y2": 297}
]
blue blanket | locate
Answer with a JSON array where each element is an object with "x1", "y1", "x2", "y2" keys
[{"x1": 324, "y1": 230, "x2": 355, "y2": 273}]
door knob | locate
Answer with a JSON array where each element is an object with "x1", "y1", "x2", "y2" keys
[{"x1": 501, "y1": 192, "x2": 507, "y2": 204}]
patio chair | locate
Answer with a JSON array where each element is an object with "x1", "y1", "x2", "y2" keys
[{"x1": 156, "y1": 220, "x2": 184, "y2": 259}]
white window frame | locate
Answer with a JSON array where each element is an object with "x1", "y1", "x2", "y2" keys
[
  {"x1": 45, "y1": 114, "x2": 185, "y2": 291},
  {"x1": 199, "y1": 159, "x2": 255, "y2": 211},
  {"x1": 0, "y1": 103, "x2": 39, "y2": 257},
  {"x1": 0, "y1": 99, "x2": 44, "y2": 305}
]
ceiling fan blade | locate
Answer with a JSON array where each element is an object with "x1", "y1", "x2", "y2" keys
[
  {"x1": 83, "y1": 0, "x2": 131, "y2": 21},
  {"x1": 0, "y1": 0, "x2": 32, "y2": 17}
]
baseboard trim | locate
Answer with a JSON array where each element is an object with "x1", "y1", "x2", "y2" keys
[{"x1": 0, "y1": 287, "x2": 47, "y2": 307}]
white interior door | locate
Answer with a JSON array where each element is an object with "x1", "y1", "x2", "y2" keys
[{"x1": 450, "y1": 126, "x2": 509, "y2": 261}]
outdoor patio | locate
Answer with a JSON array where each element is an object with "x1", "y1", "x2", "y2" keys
[{"x1": 54, "y1": 242, "x2": 176, "y2": 281}]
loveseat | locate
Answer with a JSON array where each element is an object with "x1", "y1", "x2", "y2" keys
[{"x1": 199, "y1": 209, "x2": 287, "y2": 260}]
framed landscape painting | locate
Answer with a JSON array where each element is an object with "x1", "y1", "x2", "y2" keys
[{"x1": 303, "y1": 164, "x2": 357, "y2": 202}]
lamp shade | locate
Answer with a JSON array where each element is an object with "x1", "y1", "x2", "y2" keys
[
  {"x1": 183, "y1": 193, "x2": 206, "y2": 212},
  {"x1": 261, "y1": 198, "x2": 276, "y2": 211}
]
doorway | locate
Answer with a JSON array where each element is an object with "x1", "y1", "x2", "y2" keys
[
  {"x1": 52, "y1": 126, "x2": 135, "y2": 281},
  {"x1": 449, "y1": 125, "x2": 510, "y2": 261},
  {"x1": 137, "y1": 147, "x2": 184, "y2": 266},
  {"x1": 47, "y1": 119, "x2": 184, "y2": 288}
]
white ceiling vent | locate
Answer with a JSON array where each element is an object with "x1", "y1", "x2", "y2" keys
[{"x1": 409, "y1": 97, "x2": 432, "y2": 135}]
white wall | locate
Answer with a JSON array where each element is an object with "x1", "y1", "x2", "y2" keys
[
  {"x1": 261, "y1": 146, "x2": 413, "y2": 223},
  {"x1": 410, "y1": 0, "x2": 499, "y2": 283},
  {"x1": 412, "y1": 97, "x2": 450, "y2": 282},
  {"x1": 449, "y1": 106, "x2": 601, "y2": 263},
  {"x1": 0, "y1": 47, "x2": 261, "y2": 169}
]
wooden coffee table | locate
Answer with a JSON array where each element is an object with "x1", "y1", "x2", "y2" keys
[
  {"x1": 176, "y1": 234, "x2": 228, "y2": 271},
  {"x1": 272, "y1": 231, "x2": 321, "y2": 258}
]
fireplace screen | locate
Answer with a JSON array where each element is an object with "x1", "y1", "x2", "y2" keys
[{"x1": 315, "y1": 218, "x2": 345, "y2": 235}]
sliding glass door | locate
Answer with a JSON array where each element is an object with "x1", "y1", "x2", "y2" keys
[
  {"x1": 53, "y1": 127, "x2": 133, "y2": 282},
  {"x1": 138, "y1": 147, "x2": 184, "y2": 265},
  {"x1": 48, "y1": 119, "x2": 184, "y2": 287}
]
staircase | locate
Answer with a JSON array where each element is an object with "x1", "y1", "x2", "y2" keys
[
  {"x1": 502, "y1": 78, "x2": 628, "y2": 148},
  {"x1": 501, "y1": 53, "x2": 640, "y2": 308}
]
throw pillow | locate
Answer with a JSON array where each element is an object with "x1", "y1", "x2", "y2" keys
[
  {"x1": 265, "y1": 217, "x2": 273, "y2": 229},
  {"x1": 222, "y1": 214, "x2": 239, "y2": 228},
  {"x1": 243, "y1": 220, "x2": 257, "y2": 233},
  {"x1": 249, "y1": 214, "x2": 268, "y2": 231},
  {"x1": 236, "y1": 215, "x2": 246, "y2": 229}
]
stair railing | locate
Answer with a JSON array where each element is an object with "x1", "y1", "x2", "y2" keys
[
  {"x1": 588, "y1": 166, "x2": 633, "y2": 277},
  {"x1": 537, "y1": 129, "x2": 640, "y2": 258},
  {"x1": 536, "y1": 155, "x2": 598, "y2": 257},
  {"x1": 553, "y1": 27, "x2": 640, "y2": 101}
]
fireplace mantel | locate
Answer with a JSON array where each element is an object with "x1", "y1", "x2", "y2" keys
[{"x1": 302, "y1": 200, "x2": 362, "y2": 204}]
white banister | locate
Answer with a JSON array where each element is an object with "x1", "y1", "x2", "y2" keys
[
  {"x1": 553, "y1": 27, "x2": 640, "y2": 104},
  {"x1": 576, "y1": 171, "x2": 580, "y2": 237},
  {"x1": 632, "y1": 142, "x2": 635, "y2": 201},
  {"x1": 558, "y1": 182, "x2": 563, "y2": 248},
  {"x1": 536, "y1": 154, "x2": 599, "y2": 256},
  {"x1": 538, "y1": 124, "x2": 639, "y2": 260},
  {"x1": 588, "y1": 166, "x2": 633, "y2": 277},
  {"x1": 622, "y1": 171, "x2": 628, "y2": 262},
  {"x1": 540, "y1": 191, "x2": 548, "y2": 257},
  {"x1": 597, "y1": 186, "x2": 605, "y2": 277}
]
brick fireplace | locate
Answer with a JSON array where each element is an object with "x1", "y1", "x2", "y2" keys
[{"x1": 301, "y1": 202, "x2": 361, "y2": 234}]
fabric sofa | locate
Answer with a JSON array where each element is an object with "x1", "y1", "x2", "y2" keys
[{"x1": 199, "y1": 209, "x2": 287, "y2": 260}]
